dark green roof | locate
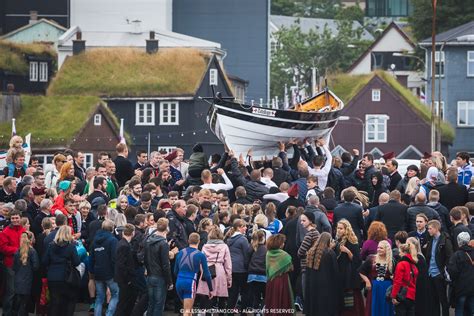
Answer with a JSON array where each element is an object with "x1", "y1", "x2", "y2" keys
[
  {"x1": 48, "y1": 48, "x2": 212, "y2": 97},
  {"x1": 328, "y1": 71, "x2": 455, "y2": 142}
]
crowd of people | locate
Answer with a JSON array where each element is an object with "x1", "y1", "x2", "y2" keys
[{"x1": 0, "y1": 135, "x2": 473, "y2": 316}]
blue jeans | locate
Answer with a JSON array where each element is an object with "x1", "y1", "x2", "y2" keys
[
  {"x1": 455, "y1": 296, "x2": 474, "y2": 316},
  {"x1": 147, "y1": 275, "x2": 167, "y2": 316},
  {"x1": 95, "y1": 279, "x2": 119, "y2": 316}
]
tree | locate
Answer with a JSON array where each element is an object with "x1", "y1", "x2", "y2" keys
[
  {"x1": 271, "y1": 0, "x2": 344, "y2": 19},
  {"x1": 270, "y1": 19, "x2": 370, "y2": 99},
  {"x1": 272, "y1": 0, "x2": 299, "y2": 16},
  {"x1": 410, "y1": 0, "x2": 474, "y2": 41}
]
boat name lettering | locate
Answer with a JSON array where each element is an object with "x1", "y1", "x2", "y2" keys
[{"x1": 252, "y1": 108, "x2": 276, "y2": 117}]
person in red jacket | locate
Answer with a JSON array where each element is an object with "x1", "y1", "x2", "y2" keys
[
  {"x1": 0, "y1": 209, "x2": 26, "y2": 315},
  {"x1": 391, "y1": 243, "x2": 419, "y2": 315}
]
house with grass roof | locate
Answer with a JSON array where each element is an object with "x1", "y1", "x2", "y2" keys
[
  {"x1": 330, "y1": 71, "x2": 454, "y2": 159},
  {"x1": 0, "y1": 40, "x2": 56, "y2": 94},
  {"x1": 47, "y1": 47, "x2": 235, "y2": 156},
  {"x1": 0, "y1": 95, "x2": 125, "y2": 168}
]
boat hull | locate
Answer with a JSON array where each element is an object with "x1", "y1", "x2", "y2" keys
[{"x1": 208, "y1": 99, "x2": 342, "y2": 159}]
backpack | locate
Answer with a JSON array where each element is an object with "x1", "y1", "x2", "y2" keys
[{"x1": 136, "y1": 229, "x2": 158, "y2": 265}]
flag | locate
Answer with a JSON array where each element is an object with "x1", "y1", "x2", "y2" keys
[
  {"x1": 119, "y1": 118, "x2": 126, "y2": 144},
  {"x1": 420, "y1": 91, "x2": 426, "y2": 104},
  {"x1": 11, "y1": 118, "x2": 16, "y2": 136},
  {"x1": 284, "y1": 84, "x2": 289, "y2": 109},
  {"x1": 24, "y1": 133, "x2": 31, "y2": 165}
]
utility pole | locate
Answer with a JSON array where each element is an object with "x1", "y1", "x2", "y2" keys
[{"x1": 430, "y1": 0, "x2": 437, "y2": 153}]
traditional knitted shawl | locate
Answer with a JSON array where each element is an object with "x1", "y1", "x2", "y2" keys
[{"x1": 266, "y1": 249, "x2": 292, "y2": 281}]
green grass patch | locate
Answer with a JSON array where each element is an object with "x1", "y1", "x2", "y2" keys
[
  {"x1": 48, "y1": 48, "x2": 211, "y2": 97},
  {"x1": 328, "y1": 73, "x2": 373, "y2": 103},
  {"x1": 0, "y1": 95, "x2": 102, "y2": 145},
  {"x1": 0, "y1": 40, "x2": 56, "y2": 75}
]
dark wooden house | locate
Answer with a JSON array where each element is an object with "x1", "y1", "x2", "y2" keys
[
  {"x1": 47, "y1": 46, "x2": 238, "y2": 157},
  {"x1": 331, "y1": 72, "x2": 454, "y2": 159}
]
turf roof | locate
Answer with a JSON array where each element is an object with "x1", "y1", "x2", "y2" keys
[
  {"x1": 48, "y1": 48, "x2": 211, "y2": 97},
  {"x1": 328, "y1": 71, "x2": 455, "y2": 142},
  {"x1": 0, "y1": 95, "x2": 103, "y2": 146},
  {"x1": 0, "y1": 40, "x2": 56, "y2": 75}
]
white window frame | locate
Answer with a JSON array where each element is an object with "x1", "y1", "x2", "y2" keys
[
  {"x1": 434, "y1": 101, "x2": 445, "y2": 120},
  {"x1": 29, "y1": 62, "x2": 38, "y2": 81},
  {"x1": 209, "y1": 69, "x2": 218, "y2": 86},
  {"x1": 159, "y1": 101, "x2": 179, "y2": 126},
  {"x1": 433, "y1": 51, "x2": 445, "y2": 77},
  {"x1": 39, "y1": 62, "x2": 48, "y2": 82},
  {"x1": 36, "y1": 154, "x2": 54, "y2": 170},
  {"x1": 372, "y1": 89, "x2": 381, "y2": 102},
  {"x1": 135, "y1": 101, "x2": 155, "y2": 126},
  {"x1": 158, "y1": 146, "x2": 176, "y2": 154},
  {"x1": 457, "y1": 101, "x2": 474, "y2": 127},
  {"x1": 468, "y1": 51, "x2": 474, "y2": 77},
  {"x1": 94, "y1": 114, "x2": 102, "y2": 126},
  {"x1": 83, "y1": 153, "x2": 94, "y2": 169},
  {"x1": 365, "y1": 114, "x2": 388, "y2": 143}
]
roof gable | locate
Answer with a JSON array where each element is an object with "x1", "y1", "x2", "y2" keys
[
  {"x1": 0, "y1": 19, "x2": 67, "y2": 40},
  {"x1": 347, "y1": 22, "x2": 415, "y2": 73},
  {"x1": 48, "y1": 48, "x2": 212, "y2": 97},
  {"x1": 420, "y1": 21, "x2": 474, "y2": 45}
]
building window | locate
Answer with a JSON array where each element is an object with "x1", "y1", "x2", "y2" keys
[
  {"x1": 158, "y1": 146, "x2": 176, "y2": 154},
  {"x1": 29, "y1": 62, "x2": 38, "y2": 81},
  {"x1": 160, "y1": 101, "x2": 179, "y2": 125},
  {"x1": 457, "y1": 101, "x2": 474, "y2": 126},
  {"x1": 433, "y1": 51, "x2": 445, "y2": 77},
  {"x1": 372, "y1": 89, "x2": 381, "y2": 102},
  {"x1": 434, "y1": 101, "x2": 445, "y2": 120},
  {"x1": 83, "y1": 153, "x2": 94, "y2": 169},
  {"x1": 39, "y1": 62, "x2": 48, "y2": 82},
  {"x1": 209, "y1": 69, "x2": 218, "y2": 86},
  {"x1": 94, "y1": 114, "x2": 102, "y2": 126},
  {"x1": 468, "y1": 51, "x2": 474, "y2": 77},
  {"x1": 270, "y1": 40, "x2": 279, "y2": 55},
  {"x1": 36, "y1": 154, "x2": 54, "y2": 170},
  {"x1": 366, "y1": 114, "x2": 388, "y2": 143},
  {"x1": 135, "y1": 102, "x2": 155, "y2": 126}
]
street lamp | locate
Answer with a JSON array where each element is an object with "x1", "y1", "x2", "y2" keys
[{"x1": 338, "y1": 115, "x2": 390, "y2": 155}]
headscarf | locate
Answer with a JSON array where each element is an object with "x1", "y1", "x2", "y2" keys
[{"x1": 425, "y1": 167, "x2": 439, "y2": 182}]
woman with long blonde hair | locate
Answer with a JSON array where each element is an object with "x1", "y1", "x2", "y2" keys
[
  {"x1": 13, "y1": 231, "x2": 39, "y2": 316},
  {"x1": 403, "y1": 176, "x2": 420, "y2": 205},
  {"x1": 359, "y1": 240, "x2": 394, "y2": 316},
  {"x1": 335, "y1": 219, "x2": 364, "y2": 316},
  {"x1": 304, "y1": 232, "x2": 339, "y2": 316}
]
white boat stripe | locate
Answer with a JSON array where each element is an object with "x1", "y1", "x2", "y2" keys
[{"x1": 214, "y1": 104, "x2": 337, "y2": 124}]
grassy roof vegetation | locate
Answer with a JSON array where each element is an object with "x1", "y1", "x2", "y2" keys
[
  {"x1": 48, "y1": 48, "x2": 211, "y2": 97},
  {"x1": 328, "y1": 71, "x2": 455, "y2": 141},
  {"x1": 0, "y1": 95, "x2": 102, "y2": 146},
  {"x1": 0, "y1": 40, "x2": 56, "y2": 75}
]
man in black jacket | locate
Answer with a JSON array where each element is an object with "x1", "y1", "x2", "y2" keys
[
  {"x1": 145, "y1": 218, "x2": 173, "y2": 315},
  {"x1": 406, "y1": 192, "x2": 441, "y2": 233},
  {"x1": 113, "y1": 143, "x2": 135, "y2": 188},
  {"x1": 428, "y1": 190, "x2": 452, "y2": 233},
  {"x1": 386, "y1": 158, "x2": 402, "y2": 192},
  {"x1": 423, "y1": 219, "x2": 453, "y2": 316},
  {"x1": 449, "y1": 207, "x2": 472, "y2": 251},
  {"x1": 271, "y1": 157, "x2": 291, "y2": 187},
  {"x1": 333, "y1": 189, "x2": 365, "y2": 243},
  {"x1": 166, "y1": 200, "x2": 188, "y2": 250},
  {"x1": 375, "y1": 190, "x2": 408, "y2": 239},
  {"x1": 438, "y1": 167, "x2": 468, "y2": 211},
  {"x1": 115, "y1": 224, "x2": 137, "y2": 316}
]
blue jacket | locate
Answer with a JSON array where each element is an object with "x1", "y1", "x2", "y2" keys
[
  {"x1": 13, "y1": 248, "x2": 39, "y2": 294},
  {"x1": 42, "y1": 241, "x2": 80, "y2": 282},
  {"x1": 226, "y1": 233, "x2": 251, "y2": 273},
  {"x1": 90, "y1": 230, "x2": 118, "y2": 280},
  {"x1": 458, "y1": 163, "x2": 474, "y2": 188}
]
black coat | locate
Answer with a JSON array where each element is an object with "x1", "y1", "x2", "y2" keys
[
  {"x1": 276, "y1": 197, "x2": 305, "y2": 220},
  {"x1": 304, "y1": 249, "x2": 339, "y2": 316},
  {"x1": 114, "y1": 238, "x2": 135, "y2": 285},
  {"x1": 375, "y1": 200, "x2": 408, "y2": 239},
  {"x1": 406, "y1": 203, "x2": 441, "y2": 233},
  {"x1": 450, "y1": 223, "x2": 472, "y2": 252},
  {"x1": 414, "y1": 254, "x2": 429, "y2": 316},
  {"x1": 333, "y1": 202, "x2": 365, "y2": 243},
  {"x1": 42, "y1": 241, "x2": 80, "y2": 282},
  {"x1": 437, "y1": 182, "x2": 468, "y2": 211},
  {"x1": 388, "y1": 171, "x2": 402, "y2": 192},
  {"x1": 272, "y1": 167, "x2": 290, "y2": 187},
  {"x1": 166, "y1": 210, "x2": 188, "y2": 250},
  {"x1": 428, "y1": 202, "x2": 452, "y2": 233},
  {"x1": 447, "y1": 245, "x2": 474, "y2": 298},
  {"x1": 247, "y1": 244, "x2": 266, "y2": 275},
  {"x1": 336, "y1": 241, "x2": 361, "y2": 289},
  {"x1": 113, "y1": 155, "x2": 135, "y2": 188},
  {"x1": 13, "y1": 248, "x2": 40, "y2": 294}
]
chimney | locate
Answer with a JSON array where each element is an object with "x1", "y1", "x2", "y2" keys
[
  {"x1": 29, "y1": 11, "x2": 38, "y2": 24},
  {"x1": 146, "y1": 31, "x2": 159, "y2": 54},
  {"x1": 396, "y1": 74, "x2": 408, "y2": 88},
  {"x1": 72, "y1": 31, "x2": 86, "y2": 55}
]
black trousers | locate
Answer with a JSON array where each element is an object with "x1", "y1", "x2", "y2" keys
[
  {"x1": 198, "y1": 294, "x2": 227, "y2": 316},
  {"x1": 428, "y1": 275, "x2": 450, "y2": 316},
  {"x1": 247, "y1": 281, "x2": 265, "y2": 310},
  {"x1": 48, "y1": 281, "x2": 77, "y2": 316},
  {"x1": 13, "y1": 294, "x2": 30, "y2": 316},
  {"x1": 394, "y1": 299, "x2": 415, "y2": 316},
  {"x1": 115, "y1": 282, "x2": 138, "y2": 316},
  {"x1": 227, "y1": 272, "x2": 248, "y2": 311}
]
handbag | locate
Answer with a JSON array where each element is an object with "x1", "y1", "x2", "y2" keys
[
  {"x1": 385, "y1": 264, "x2": 414, "y2": 302},
  {"x1": 65, "y1": 260, "x2": 81, "y2": 288},
  {"x1": 208, "y1": 253, "x2": 219, "y2": 279}
]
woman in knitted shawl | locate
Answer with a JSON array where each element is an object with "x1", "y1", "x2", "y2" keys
[{"x1": 265, "y1": 234, "x2": 295, "y2": 316}]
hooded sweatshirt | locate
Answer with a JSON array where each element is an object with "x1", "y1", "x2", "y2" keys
[
  {"x1": 90, "y1": 229, "x2": 118, "y2": 280},
  {"x1": 458, "y1": 162, "x2": 474, "y2": 188},
  {"x1": 226, "y1": 232, "x2": 251, "y2": 273}
]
